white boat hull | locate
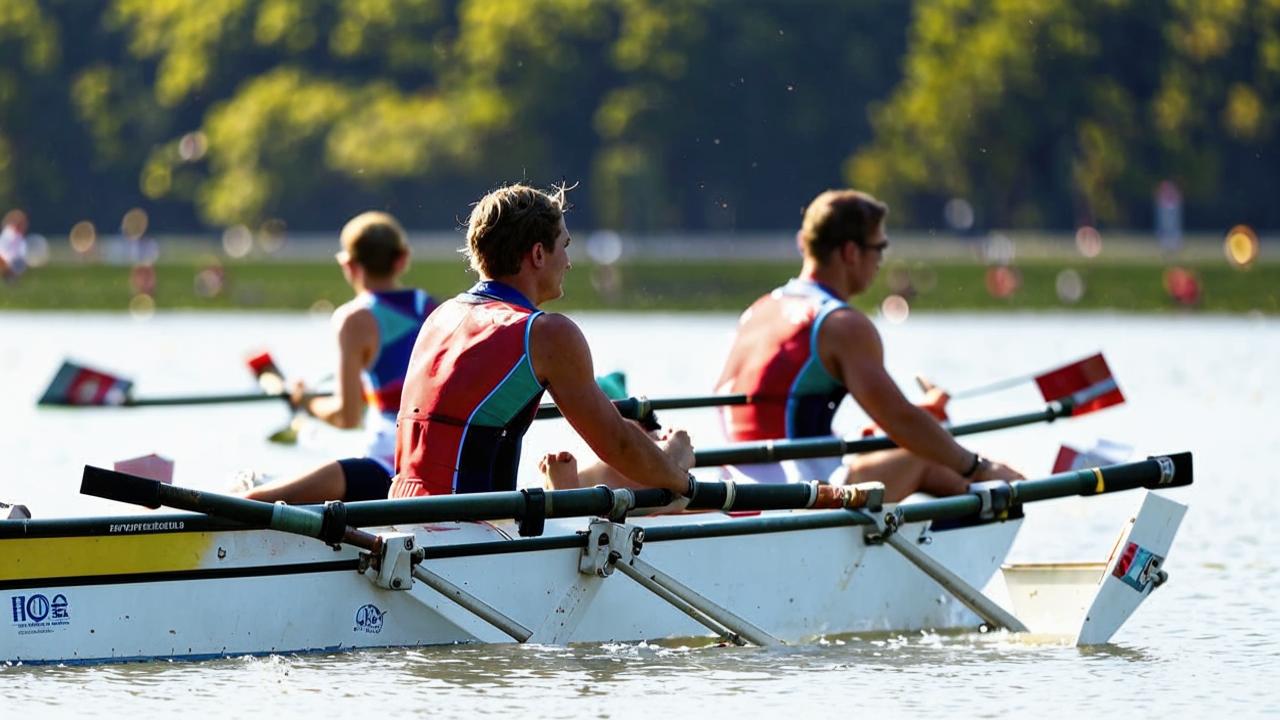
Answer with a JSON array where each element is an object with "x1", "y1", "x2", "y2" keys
[{"x1": 2, "y1": 510, "x2": 1019, "y2": 664}]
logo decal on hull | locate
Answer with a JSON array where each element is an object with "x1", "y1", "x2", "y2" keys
[
  {"x1": 354, "y1": 604, "x2": 386, "y2": 634},
  {"x1": 10, "y1": 593, "x2": 71, "y2": 635}
]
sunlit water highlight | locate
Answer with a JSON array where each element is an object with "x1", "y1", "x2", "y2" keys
[{"x1": 1, "y1": 311, "x2": 1276, "y2": 717}]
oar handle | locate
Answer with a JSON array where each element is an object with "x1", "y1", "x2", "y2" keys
[
  {"x1": 535, "y1": 394, "x2": 751, "y2": 421},
  {"x1": 692, "y1": 401, "x2": 1071, "y2": 467}
]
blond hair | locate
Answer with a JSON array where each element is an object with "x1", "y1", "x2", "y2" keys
[{"x1": 340, "y1": 211, "x2": 408, "y2": 277}]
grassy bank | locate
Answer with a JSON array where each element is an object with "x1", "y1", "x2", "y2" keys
[{"x1": 2, "y1": 257, "x2": 1276, "y2": 314}]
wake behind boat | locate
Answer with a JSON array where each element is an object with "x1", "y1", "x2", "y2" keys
[{"x1": 1, "y1": 454, "x2": 1190, "y2": 665}]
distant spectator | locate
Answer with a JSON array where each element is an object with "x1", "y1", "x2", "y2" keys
[{"x1": 0, "y1": 210, "x2": 29, "y2": 281}]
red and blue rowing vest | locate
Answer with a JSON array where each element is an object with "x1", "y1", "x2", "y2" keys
[
  {"x1": 721, "y1": 278, "x2": 848, "y2": 441},
  {"x1": 349, "y1": 288, "x2": 437, "y2": 471},
  {"x1": 390, "y1": 281, "x2": 547, "y2": 497}
]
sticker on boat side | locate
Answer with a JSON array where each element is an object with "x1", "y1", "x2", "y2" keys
[
  {"x1": 108, "y1": 520, "x2": 186, "y2": 533},
  {"x1": 354, "y1": 604, "x2": 386, "y2": 634},
  {"x1": 9, "y1": 593, "x2": 71, "y2": 635},
  {"x1": 1112, "y1": 542, "x2": 1164, "y2": 592}
]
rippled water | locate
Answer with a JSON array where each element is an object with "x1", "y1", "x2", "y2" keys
[{"x1": 2, "y1": 311, "x2": 1277, "y2": 717}]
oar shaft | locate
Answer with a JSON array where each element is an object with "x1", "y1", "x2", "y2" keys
[
  {"x1": 124, "y1": 392, "x2": 293, "y2": 407},
  {"x1": 692, "y1": 401, "x2": 1072, "y2": 467},
  {"x1": 535, "y1": 394, "x2": 751, "y2": 421},
  {"x1": 949, "y1": 373, "x2": 1037, "y2": 400},
  {"x1": 896, "y1": 453, "x2": 1192, "y2": 524}
]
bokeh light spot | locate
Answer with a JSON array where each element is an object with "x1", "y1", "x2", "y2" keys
[
  {"x1": 586, "y1": 230, "x2": 624, "y2": 265},
  {"x1": 1055, "y1": 268, "x2": 1085, "y2": 304},
  {"x1": 121, "y1": 208, "x2": 149, "y2": 239},
  {"x1": 1224, "y1": 224, "x2": 1259, "y2": 269},
  {"x1": 178, "y1": 131, "x2": 209, "y2": 162},
  {"x1": 129, "y1": 293, "x2": 156, "y2": 320},
  {"x1": 944, "y1": 198, "x2": 974, "y2": 231},
  {"x1": 222, "y1": 225, "x2": 253, "y2": 259},
  {"x1": 1162, "y1": 266, "x2": 1201, "y2": 306},
  {"x1": 69, "y1": 221, "x2": 97, "y2": 254},
  {"x1": 1075, "y1": 226, "x2": 1103, "y2": 258},
  {"x1": 983, "y1": 233, "x2": 1016, "y2": 265},
  {"x1": 880, "y1": 294, "x2": 910, "y2": 324},
  {"x1": 984, "y1": 265, "x2": 1021, "y2": 299}
]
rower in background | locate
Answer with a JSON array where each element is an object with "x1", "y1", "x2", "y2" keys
[
  {"x1": 715, "y1": 189, "x2": 1023, "y2": 501},
  {"x1": 390, "y1": 183, "x2": 694, "y2": 499},
  {"x1": 240, "y1": 211, "x2": 437, "y2": 502}
]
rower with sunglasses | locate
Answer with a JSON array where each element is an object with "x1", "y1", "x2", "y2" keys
[{"x1": 715, "y1": 189, "x2": 1023, "y2": 501}]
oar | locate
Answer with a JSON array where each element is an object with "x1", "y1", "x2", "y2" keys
[
  {"x1": 36, "y1": 359, "x2": 329, "y2": 408},
  {"x1": 933, "y1": 353, "x2": 1124, "y2": 409},
  {"x1": 691, "y1": 391, "x2": 1109, "y2": 467},
  {"x1": 535, "y1": 394, "x2": 750, "y2": 421}
]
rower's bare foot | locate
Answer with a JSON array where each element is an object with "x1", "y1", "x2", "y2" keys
[
  {"x1": 658, "y1": 428, "x2": 695, "y2": 471},
  {"x1": 539, "y1": 451, "x2": 579, "y2": 489}
]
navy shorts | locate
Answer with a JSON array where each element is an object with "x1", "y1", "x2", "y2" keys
[{"x1": 338, "y1": 457, "x2": 394, "y2": 501}]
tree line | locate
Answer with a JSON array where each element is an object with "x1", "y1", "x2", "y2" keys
[{"x1": 1, "y1": 0, "x2": 1276, "y2": 235}]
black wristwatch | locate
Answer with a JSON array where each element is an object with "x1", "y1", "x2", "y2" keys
[
  {"x1": 962, "y1": 452, "x2": 983, "y2": 478},
  {"x1": 684, "y1": 474, "x2": 699, "y2": 500}
]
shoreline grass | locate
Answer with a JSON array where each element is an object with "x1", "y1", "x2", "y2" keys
[{"x1": 1, "y1": 258, "x2": 1276, "y2": 314}]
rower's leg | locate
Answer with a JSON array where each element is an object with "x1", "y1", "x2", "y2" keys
[
  {"x1": 242, "y1": 460, "x2": 347, "y2": 503},
  {"x1": 844, "y1": 449, "x2": 970, "y2": 502}
]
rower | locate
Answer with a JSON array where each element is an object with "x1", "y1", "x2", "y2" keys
[
  {"x1": 715, "y1": 189, "x2": 1024, "y2": 501},
  {"x1": 241, "y1": 212, "x2": 437, "y2": 503},
  {"x1": 390, "y1": 183, "x2": 693, "y2": 499}
]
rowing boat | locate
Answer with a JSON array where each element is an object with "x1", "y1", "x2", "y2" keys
[{"x1": 1, "y1": 454, "x2": 1191, "y2": 665}]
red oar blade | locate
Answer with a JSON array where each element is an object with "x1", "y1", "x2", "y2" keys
[
  {"x1": 246, "y1": 350, "x2": 286, "y2": 395},
  {"x1": 1051, "y1": 440, "x2": 1133, "y2": 473},
  {"x1": 1035, "y1": 353, "x2": 1124, "y2": 415},
  {"x1": 37, "y1": 361, "x2": 134, "y2": 406},
  {"x1": 113, "y1": 453, "x2": 175, "y2": 484}
]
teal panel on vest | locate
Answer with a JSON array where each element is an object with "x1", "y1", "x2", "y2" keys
[{"x1": 471, "y1": 355, "x2": 543, "y2": 426}]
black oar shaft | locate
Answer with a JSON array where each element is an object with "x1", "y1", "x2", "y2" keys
[
  {"x1": 123, "y1": 392, "x2": 292, "y2": 407},
  {"x1": 692, "y1": 400, "x2": 1073, "y2": 467},
  {"x1": 535, "y1": 394, "x2": 750, "y2": 421},
  {"x1": 896, "y1": 453, "x2": 1192, "y2": 524}
]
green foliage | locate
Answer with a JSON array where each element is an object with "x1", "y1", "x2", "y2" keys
[
  {"x1": 849, "y1": 0, "x2": 1280, "y2": 229},
  {"x1": 0, "y1": 0, "x2": 1277, "y2": 240}
]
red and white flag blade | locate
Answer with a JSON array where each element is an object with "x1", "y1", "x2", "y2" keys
[
  {"x1": 1052, "y1": 440, "x2": 1133, "y2": 474},
  {"x1": 37, "y1": 361, "x2": 134, "y2": 406},
  {"x1": 1035, "y1": 353, "x2": 1125, "y2": 415}
]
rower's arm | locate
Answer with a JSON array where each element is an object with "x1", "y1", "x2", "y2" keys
[
  {"x1": 300, "y1": 308, "x2": 374, "y2": 429},
  {"x1": 821, "y1": 311, "x2": 975, "y2": 474},
  {"x1": 530, "y1": 314, "x2": 690, "y2": 495}
]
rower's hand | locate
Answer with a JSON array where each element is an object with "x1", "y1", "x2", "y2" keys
[
  {"x1": 288, "y1": 380, "x2": 309, "y2": 412},
  {"x1": 973, "y1": 458, "x2": 1024, "y2": 483},
  {"x1": 657, "y1": 428, "x2": 695, "y2": 472}
]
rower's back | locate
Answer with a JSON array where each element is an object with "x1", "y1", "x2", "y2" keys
[
  {"x1": 718, "y1": 277, "x2": 848, "y2": 443},
  {"x1": 391, "y1": 283, "x2": 547, "y2": 498}
]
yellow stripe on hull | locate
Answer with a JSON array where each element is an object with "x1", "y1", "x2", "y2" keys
[{"x1": 0, "y1": 532, "x2": 216, "y2": 582}]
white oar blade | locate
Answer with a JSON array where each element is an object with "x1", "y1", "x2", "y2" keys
[{"x1": 1075, "y1": 491, "x2": 1187, "y2": 645}]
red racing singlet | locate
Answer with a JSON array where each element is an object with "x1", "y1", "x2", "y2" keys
[
  {"x1": 390, "y1": 281, "x2": 546, "y2": 497},
  {"x1": 720, "y1": 278, "x2": 848, "y2": 441}
]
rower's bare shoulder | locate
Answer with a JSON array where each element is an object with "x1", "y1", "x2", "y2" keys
[
  {"x1": 333, "y1": 304, "x2": 378, "y2": 345},
  {"x1": 530, "y1": 312, "x2": 586, "y2": 346},
  {"x1": 821, "y1": 306, "x2": 881, "y2": 345}
]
